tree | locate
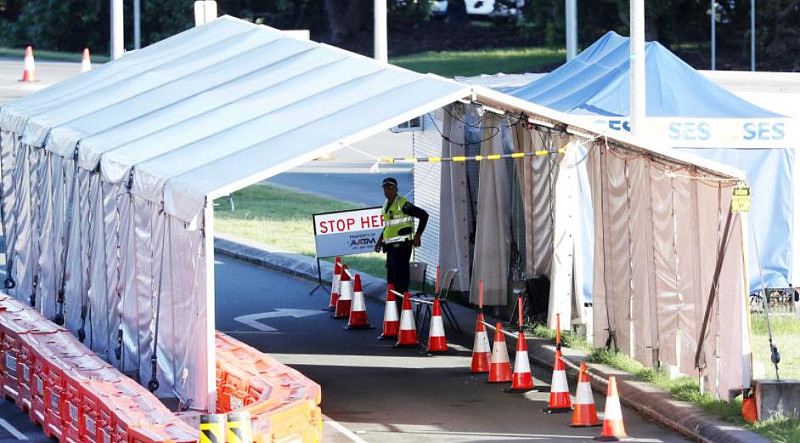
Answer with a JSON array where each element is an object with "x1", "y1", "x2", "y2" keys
[{"x1": 323, "y1": 0, "x2": 371, "y2": 44}]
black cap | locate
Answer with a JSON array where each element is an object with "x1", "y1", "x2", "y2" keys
[{"x1": 382, "y1": 177, "x2": 398, "y2": 187}]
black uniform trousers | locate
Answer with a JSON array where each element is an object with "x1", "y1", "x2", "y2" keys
[{"x1": 385, "y1": 240, "x2": 413, "y2": 294}]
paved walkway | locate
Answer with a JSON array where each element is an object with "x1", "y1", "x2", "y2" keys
[{"x1": 215, "y1": 232, "x2": 767, "y2": 443}]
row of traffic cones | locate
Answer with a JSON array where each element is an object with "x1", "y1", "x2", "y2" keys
[
  {"x1": 19, "y1": 46, "x2": 92, "y2": 82},
  {"x1": 469, "y1": 307, "x2": 627, "y2": 440},
  {"x1": 325, "y1": 257, "x2": 449, "y2": 352}
]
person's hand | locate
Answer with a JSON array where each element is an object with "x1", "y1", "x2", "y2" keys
[
  {"x1": 375, "y1": 240, "x2": 382, "y2": 252},
  {"x1": 412, "y1": 234, "x2": 421, "y2": 247}
]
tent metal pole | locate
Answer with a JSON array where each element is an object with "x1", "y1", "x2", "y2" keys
[{"x1": 203, "y1": 199, "x2": 217, "y2": 412}]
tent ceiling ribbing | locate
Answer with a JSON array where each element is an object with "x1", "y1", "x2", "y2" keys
[{"x1": 0, "y1": 16, "x2": 471, "y2": 223}]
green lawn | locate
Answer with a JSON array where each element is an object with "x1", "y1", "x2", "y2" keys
[
  {"x1": 750, "y1": 314, "x2": 800, "y2": 380},
  {"x1": 390, "y1": 47, "x2": 565, "y2": 77},
  {"x1": 214, "y1": 184, "x2": 387, "y2": 279}
]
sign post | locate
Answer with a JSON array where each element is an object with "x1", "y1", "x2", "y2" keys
[{"x1": 309, "y1": 207, "x2": 385, "y2": 295}]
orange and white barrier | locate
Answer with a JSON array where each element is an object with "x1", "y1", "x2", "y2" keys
[
  {"x1": 597, "y1": 376, "x2": 627, "y2": 440},
  {"x1": 470, "y1": 313, "x2": 491, "y2": 373},
  {"x1": 346, "y1": 274, "x2": 372, "y2": 329},
  {"x1": 426, "y1": 298, "x2": 447, "y2": 352},
  {"x1": 487, "y1": 322, "x2": 511, "y2": 383},
  {"x1": 571, "y1": 361, "x2": 600, "y2": 427},
  {"x1": 395, "y1": 292, "x2": 418, "y2": 346},
  {"x1": 333, "y1": 265, "x2": 352, "y2": 319},
  {"x1": 510, "y1": 330, "x2": 534, "y2": 391},
  {"x1": 326, "y1": 257, "x2": 341, "y2": 311},
  {"x1": 81, "y1": 48, "x2": 92, "y2": 72},
  {"x1": 544, "y1": 348, "x2": 572, "y2": 413},
  {"x1": 20, "y1": 45, "x2": 36, "y2": 82},
  {"x1": 378, "y1": 283, "x2": 399, "y2": 340}
]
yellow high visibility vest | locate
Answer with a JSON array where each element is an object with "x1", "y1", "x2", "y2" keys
[{"x1": 382, "y1": 196, "x2": 414, "y2": 243}]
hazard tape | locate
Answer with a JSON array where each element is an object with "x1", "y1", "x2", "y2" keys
[
  {"x1": 481, "y1": 320, "x2": 609, "y2": 386},
  {"x1": 390, "y1": 289, "x2": 432, "y2": 305},
  {"x1": 378, "y1": 148, "x2": 566, "y2": 164}
]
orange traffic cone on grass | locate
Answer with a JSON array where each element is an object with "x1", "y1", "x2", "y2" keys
[
  {"x1": 20, "y1": 46, "x2": 36, "y2": 82},
  {"x1": 81, "y1": 48, "x2": 92, "y2": 72},
  {"x1": 395, "y1": 293, "x2": 418, "y2": 346},
  {"x1": 346, "y1": 274, "x2": 372, "y2": 329},
  {"x1": 508, "y1": 331, "x2": 534, "y2": 391},
  {"x1": 426, "y1": 298, "x2": 447, "y2": 352},
  {"x1": 378, "y1": 284, "x2": 398, "y2": 340},
  {"x1": 470, "y1": 313, "x2": 491, "y2": 373},
  {"x1": 595, "y1": 376, "x2": 626, "y2": 440},
  {"x1": 571, "y1": 362, "x2": 600, "y2": 427},
  {"x1": 543, "y1": 348, "x2": 572, "y2": 413},
  {"x1": 333, "y1": 265, "x2": 352, "y2": 319},
  {"x1": 325, "y1": 257, "x2": 341, "y2": 311},
  {"x1": 487, "y1": 322, "x2": 511, "y2": 383}
]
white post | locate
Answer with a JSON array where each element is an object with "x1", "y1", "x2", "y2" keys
[
  {"x1": 194, "y1": 1, "x2": 217, "y2": 27},
  {"x1": 203, "y1": 200, "x2": 217, "y2": 412},
  {"x1": 134, "y1": 0, "x2": 141, "y2": 49},
  {"x1": 374, "y1": 0, "x2": 388, "y2": 63},
  {"x1": 110, "y1": 0, "x2": 124, "y2": 59},
  {"x1": 565, "y1": 0, "x2": 578, "y2": 61},
  {"x1": 711, "y1": 0, "x2": 716, "y2": 70},
  {"x1": 629, "y1": 0, "x2": 646, "y2": 136}
]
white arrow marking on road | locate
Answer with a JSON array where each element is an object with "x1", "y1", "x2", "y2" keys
[
  {"x1": 0, "y1": 418, "x2": 28, "y2": 440},
  {"x1": 234, "y1": 309, "x2": 324, "y2": 332}
]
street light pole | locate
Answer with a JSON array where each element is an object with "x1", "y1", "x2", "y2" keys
[
  {"x1": 134, "y1": 0, "x2": 141, "y2": 50},
  {"x1": 374, "y1": 0, "x2": 388, "y2": 63},
  {"x1": 565, "y1": 0, "x2": 577, "y2": 61},
  {"x1": 110, "y1": 0, "x2": 124, "y2": 59},
  {"x1": 710, "y1": 0, "x2": 716, "y2": 70},
  {"x1": 630, "y1": 0, "x2": 645, "y2": 137}
]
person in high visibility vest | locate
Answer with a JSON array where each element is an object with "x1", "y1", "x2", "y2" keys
[{"x1": 374, "y1": 177, "x2": 428, "y2": 294}]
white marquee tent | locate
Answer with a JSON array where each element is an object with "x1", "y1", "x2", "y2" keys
[{"x1": 0, "y1": 16, "x2": 752, "y2": 408}]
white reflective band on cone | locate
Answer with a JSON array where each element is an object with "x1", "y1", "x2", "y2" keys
[
  {"x1": 352, "y1": 292, "x2": 365, "y2": 311},
  {"x1": 551, "y1": 370, "x2": 569, "y2": 392},
  {"x1": 575, "y1": 382, "x2": 593, "y2": 403},
  {"x1": 383, "y1": 301, "x2": 398, "y2": 321},
  {"x1": 473, "y1": 331, "x2": 491, "y2": 353},
  {"x1": 604, "y1": 396, "x2": 623, "y2": 419},
  {"x1": 491, "y1": 340, "x2": 510, "y2": 363},
  {"x1": 399, "y1": 308, "x2": 415, "y2": 330},
  {"x1": 332, "y1": 273, "x2": 341, "y2": 293},
  {"x1": 339, "y1": 281, "x2": 353, "y2": 301},
  {"x1": 513, "y1": 351, "x2": 531, "y2": 373},
  {"x1": 429, "y1": 316, "x2": 445, "y2": 337}
]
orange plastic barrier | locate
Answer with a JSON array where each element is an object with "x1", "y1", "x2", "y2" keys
[{"x1": 215, "y1": 332, "x2": 323, "y2": 442}]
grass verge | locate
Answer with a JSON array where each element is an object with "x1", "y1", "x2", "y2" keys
[
  {"x1": 214, "y1": 184, "x2": 387, "y2": 279},
  {"x1": 750, "y1": 314, "x2": 799, "y2": 380},
  {"x1": 390, "y1": 47, "x2": 564, "y2": 77},
  {"x1": 527, "y1": 324, "x2": 800, "y2": 442}
]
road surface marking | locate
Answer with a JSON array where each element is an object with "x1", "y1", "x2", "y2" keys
[
  {"x1": 0, "y1": 419, "x2": 28, "y2": 440},
  {"x1": 323, "y1": 414, "x2": 368, "y2": 443},
  {"x1": 234, "y1": 308, "x2": 324, "y2": 332}
]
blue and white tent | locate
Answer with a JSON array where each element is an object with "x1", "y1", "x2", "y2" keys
[{"x1": 506, "y1": 31, "x2": 797, "y2": 293}]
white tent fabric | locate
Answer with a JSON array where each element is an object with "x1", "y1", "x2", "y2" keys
[{"x1": 0, "y1": 16, "x2": 470, "y2": 411}]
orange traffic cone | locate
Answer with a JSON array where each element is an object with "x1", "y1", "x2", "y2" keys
[
  {"x1": 571, "y1": 362, "x2": 600, "y2": 427},
  {"x1": 508, "y1": 331, "x2": 534, "y2": 391},
  {"x1": 333, "y1": 265, "x2": 352, "y2": 319},
  {"x1": 325, "y1": 257, "x2": 341, "y2": 311},
  {"x1": 81, "y1": 48, "x2": 92, "y2": 72},
  {"x1": 544, "y1": 349, "x2": 572, "y2": 413},
  {"x1": 426, "y1": 298, "x2": 447, "y2": 352},
  {"x1": 595, "y1": 376, "x2": 626, "y2": 440},
  {"x1": 487, "y1": 322, "x2": 512, "y2": 383},
  {"x1": 395, "y1": 292, "x2": 418, "y2": 347},
  {"x1": 20, "y1": 46, "x2": 36, "y2": 82},
  {"x1": 346, "y1": 274, "x2": 372, "y2": 329},
  {"x1": 378, "y1": 284, "x2": 398, "y2": 340},
  {"x1": 470, "y1": 313, "x2": 491, "y2": 373}
]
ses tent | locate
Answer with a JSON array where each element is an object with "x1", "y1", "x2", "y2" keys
[
  {"x1": 507, "y1": 31, "x2": 798, "y2": 295},
  {"x1": 0, "y1": 17, "x2": 750, "y2": 408}
]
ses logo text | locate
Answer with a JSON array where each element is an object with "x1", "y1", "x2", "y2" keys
[{"x1": 596, "y1": 119, "x2": 786, "y2": 143}]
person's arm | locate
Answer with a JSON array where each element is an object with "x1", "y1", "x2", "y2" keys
[
  {"x1": 402, "y1": 202, "x2": 428, "y2": 247},
  {"x1": 374, "y1": 231, "x2": 384, "y2": 252}
]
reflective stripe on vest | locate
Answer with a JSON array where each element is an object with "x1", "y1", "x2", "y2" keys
[{"x1": 382, "y1": 196, "x2": 414, "y2": 243}]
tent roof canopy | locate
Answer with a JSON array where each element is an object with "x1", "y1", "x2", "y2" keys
[
  {"x1": 507, "y1": 31, "x2": 784, "y2": 118},
  {"x1": 0, "y1": 19, "x2": 745, "y2": 223},
  {"x1": 0, "y1": 16, "x2": 470, "y2": 222}
]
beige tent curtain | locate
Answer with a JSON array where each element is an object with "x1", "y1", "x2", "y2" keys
[
  {"x1": 588, "y1": 142, "x2": 746, "y2": 398},
  {"x1": 438, "y1": 103, "x2": 472, "y2": 292}
]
